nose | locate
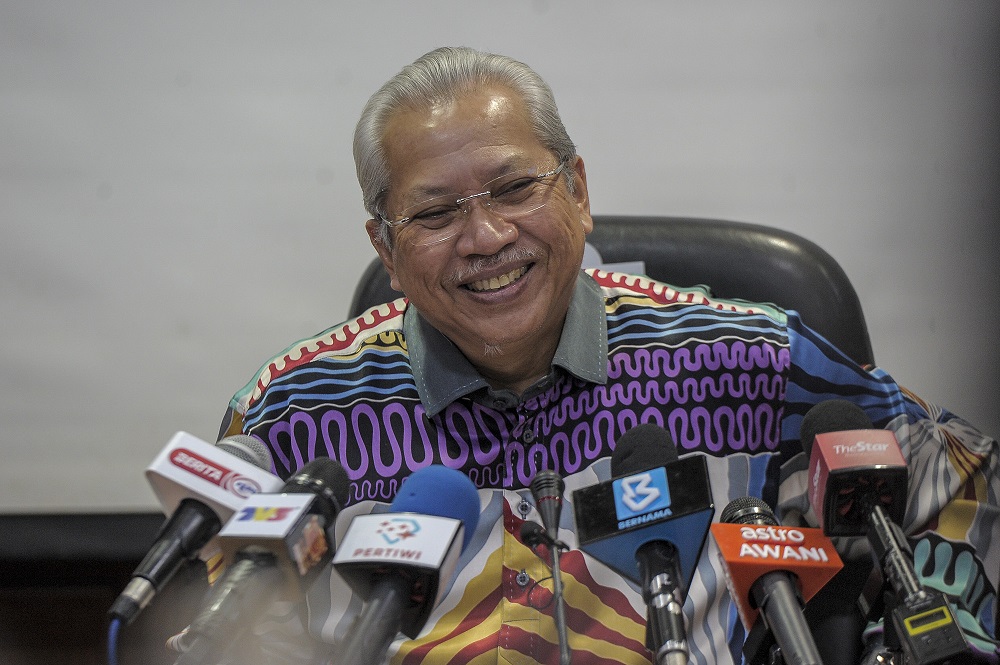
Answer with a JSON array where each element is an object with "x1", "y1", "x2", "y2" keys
[{"x1": 453, "y1": 195, "x2": 518, "y2": 256}]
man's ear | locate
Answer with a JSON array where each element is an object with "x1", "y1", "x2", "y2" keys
[
  {"x1": 569, "y1": 155, "x2": 594, "y2": 235},
  {"x1": 365, "y1": 219, "x2": 403, "y2": 292}
]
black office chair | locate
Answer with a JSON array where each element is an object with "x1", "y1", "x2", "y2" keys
[{"x1": 349, "y1": 215, "x2": 875, "y2": 366}]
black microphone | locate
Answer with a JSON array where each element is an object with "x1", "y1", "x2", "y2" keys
[
  {"x1": 174, "y1": 457, "x2": 350, "y2": 665},
  {"x1": 530, "y1": 470, "x2": 571, "y2": 665},
  {"x1": 801, "y1": 400, "x2": 970, "y2": 665},
  {"x1": 613, "y1": 425, "x2": 687, "y2": 665},
  {"x1": 716, "y1": 496, "x2": 836, "y2": 665},
  {"x1": 330, "y1": 465, "x2": 481, "y2": 665},
  {"x1": 109, "y1": 433, "x2": 280, "y2": 625},
  {"x1": 572, "y1": 423, "x2": 715, "y2": 665}
]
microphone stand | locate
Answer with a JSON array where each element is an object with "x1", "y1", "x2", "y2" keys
[
  {"x1": 866, "y1": 506, "x2": 969, "y2": 665},
  {"x1": 523, "y1": 467, "x2": 573, "y2": 665},
  {"x1": 522, "y1": 521, "x2": 573, "y2": 664},
  {"x1": 332, "y1": 575, "x2": 409, "y2": 665},
  {"x1": 550, "y1": 542, "x2": 572, "y2": 665}
]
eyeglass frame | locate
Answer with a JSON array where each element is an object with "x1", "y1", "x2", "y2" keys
[{"x1": 376, "y1": 160, "x2": 570, "y2": 232}]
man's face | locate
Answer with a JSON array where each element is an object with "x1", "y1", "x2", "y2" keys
[{"x1": 367, "y1": 85, "x2": 593, "y2": 366}]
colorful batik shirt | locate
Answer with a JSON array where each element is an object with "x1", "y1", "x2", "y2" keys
[{"x1": 220, "y1": 270, "x2": 998, "y2": 664}]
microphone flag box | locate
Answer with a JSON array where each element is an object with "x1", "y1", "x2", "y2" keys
[
  {"x1": 710, "y1": 522, "x2": 843, "y2": 629},
  {"x1": 807, "y1": 429, "x2": 907, "y2": 536},
  {"x1": 217, "y1": 492, "x2": 336, "y2": 598},
  {"x1": 572, "y1": 454, "x2": 714, "y2": 590},
  {"x1": 332, "y1": 512, "x2": 464, "y2": 637},
  {"x1": 145, "y1": 431, "x2": 284, "y2": 519}
]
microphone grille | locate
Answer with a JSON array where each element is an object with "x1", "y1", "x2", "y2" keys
[
  {"x1": 720, "y1": 496, "x2": 779, "y2": 526},
  {"x1": 283, "y1": 458, "x2": 352, "y2": 512},
  {"x1": 529, "y1": 469, "x2": 565, "y2": 501},
  {"x1": 799, "y1": 399, "x2": 873, "y2": 456},
  {"x1": 611, "y1": 423, "x2": 678, "y2": 477},
  {"x1": 217, "y1": 434, "x2": 273, "y2": 470}
]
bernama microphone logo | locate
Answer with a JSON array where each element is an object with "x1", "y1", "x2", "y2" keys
[
  {"x1": 170, "y1": 447, "x2": 263, "y2": 498},
  {"x1": 612, "y1": 468, "x2": 672, "y2": 528}
]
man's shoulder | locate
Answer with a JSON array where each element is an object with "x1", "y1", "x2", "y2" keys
[
  {"x1": 230, "y1": 298, "x2": 410, "y2": 411},
  {"x1": 585, "y1": 268, "x2": 786, "y2": 322}
]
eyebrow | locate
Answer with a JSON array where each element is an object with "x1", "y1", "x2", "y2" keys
[{"x1": 400, "y1": 156, "x2": 530, "y2": 206}]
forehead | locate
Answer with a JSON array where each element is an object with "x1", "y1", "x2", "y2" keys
[{"x1": 381, "y1": 86, "x2": 549, "y2": 199}]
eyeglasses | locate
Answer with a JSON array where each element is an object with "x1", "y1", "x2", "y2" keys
[{"x1": 379, "y1": 161, "x2": 568, "y2": 246}]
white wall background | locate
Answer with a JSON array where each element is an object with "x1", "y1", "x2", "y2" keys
[{"x1": 3, "y1": 1, "x2": 997, "y2": 513}]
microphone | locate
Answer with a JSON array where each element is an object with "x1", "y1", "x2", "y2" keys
[
  {"x1": 529, "y1": 470, "x2": 571, "y2": 665},
  {"x1": 801, "y1": 401, "x2": 970, "y2": 665},
  {"x1": 109, "y1": 432, "x2": 282, "y2": 625},
  {"x1": 711, "y1": 496, "x2": 842, "y2": 665},
  {"x1": 174, "y1": 457, "x2": 351, "y2": 665},
  {"x1": 572, "y1": 423, "x2": 715, "y2": 665},
  {"x1": 530, "y1": 470, "x2": 564, "y2": 541},
  {"x1": 331, "y1": 465, "x2": 481, "y2": 665}
]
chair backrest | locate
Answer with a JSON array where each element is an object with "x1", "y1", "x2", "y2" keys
[{"x1": 348, "y1": 215, "x2": 875, "y2": 366}]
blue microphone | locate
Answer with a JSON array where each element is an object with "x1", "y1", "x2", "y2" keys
[
  {"x1": 331, "y1": 465, "x2": 481, "y2": 665},
  {"x1": 572, "y1": 424, "x2": 715, "y2": 665}
]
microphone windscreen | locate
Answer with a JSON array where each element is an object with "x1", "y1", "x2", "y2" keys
[
  {"x1": 799, "y1": 400, "x2": 873, "y2": 456},
  {"x1": 282, "y1": 458, "x2": 352, "y2": 511},
  {"x1": 720, "y1": 496, "x2": 779, "y2": 526},
  {"x1": 392, "y1": 466, "x2": 481, "y2": 550},
  {"x1": 611, "y1": 423, "x2": 678, "y2": 477},
  {"x1": 217, "y1": 434, "x2": 273, "y2": 470}
]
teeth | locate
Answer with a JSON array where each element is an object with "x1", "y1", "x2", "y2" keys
[{"x1": 467, "y1": 266, "x2": 528, "y2": 293}]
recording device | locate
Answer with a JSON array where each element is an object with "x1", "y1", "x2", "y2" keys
[
  {"x1": 331, "y1": 465, "x2": 481, "y2": 665},
  {"x1": 712, "y1": 496, "x2": 843, "y2": 665},
  {"x1": 573, "y1": 423, "x2": 715, "y2": 665},
  {"x1": 109, "y1": 432, "x2": 282, "y2": 625},
  {"x1": 801, "y1": 400, "x2": 970, "y2": 665},
  {"x1": 174, "y1": 457, "x2": 350, "y2": 665},
  {"x1": 529, "y1": 470, "x2": 571, "y2": 665}
]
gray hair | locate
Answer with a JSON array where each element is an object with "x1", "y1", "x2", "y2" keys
[{"x1": 353, "y1": 47, "x2": 577, "y2": 247}]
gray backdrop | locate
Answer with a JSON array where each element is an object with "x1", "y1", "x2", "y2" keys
[{"x1": 3, "y1": 1, "x2": 997, "y2": 512}]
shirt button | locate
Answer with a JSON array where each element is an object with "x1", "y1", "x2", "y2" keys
[
  {"x1": 515, "y1": 570, "x2": 531, "y2": 587},
  {"x1": 522, "y1": 429, "x2": 536, "y2": 443}
]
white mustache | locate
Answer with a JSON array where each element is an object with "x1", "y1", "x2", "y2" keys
[{"x1": 450, "y1": 246, "x2": 537, "y2": 285}]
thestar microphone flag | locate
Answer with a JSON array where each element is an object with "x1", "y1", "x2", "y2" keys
[
  {"x1": 573, "y1": 423, "x2": 715, "y2": 665},
  {"x1": 800, "y1": 401, "x2": 907, "y2": 537},
  {"x1": 711, "y1": 496, "x2": 842, "y2": 665},
  {"x1": 175, "y1": 457, "x2": 351, "y2": 665},
  {"x1": 331, "y1": 465, "x2": 481, "y2": 665},
  {"x1": 109, "y1": 432, "x2": 282, "y2": 625},
  {"x1": 800, "y1": 401, "x2": 970, "y2": 664}
]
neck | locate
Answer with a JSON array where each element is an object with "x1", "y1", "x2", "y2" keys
[{"x1": 467, "y1": 336, "x2": 559, "y2": 396}]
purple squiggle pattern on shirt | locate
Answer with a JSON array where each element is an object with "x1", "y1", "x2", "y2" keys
[{"x1": 254, "y1": 339, "x2": 789, "y2": 504}]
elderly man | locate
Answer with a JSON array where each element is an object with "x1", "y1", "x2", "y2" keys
[{"x1": 218, "y1": 47, "x2": 998, "y2": 664}]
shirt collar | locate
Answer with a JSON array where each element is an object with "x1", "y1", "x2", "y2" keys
[{"x1": 405, "y1": 270, "x2": 608, "y2": 417}]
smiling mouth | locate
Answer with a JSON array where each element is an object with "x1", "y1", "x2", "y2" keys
[{"x1": 464, "y1": 265, "x2": 529, "y2": 293}]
